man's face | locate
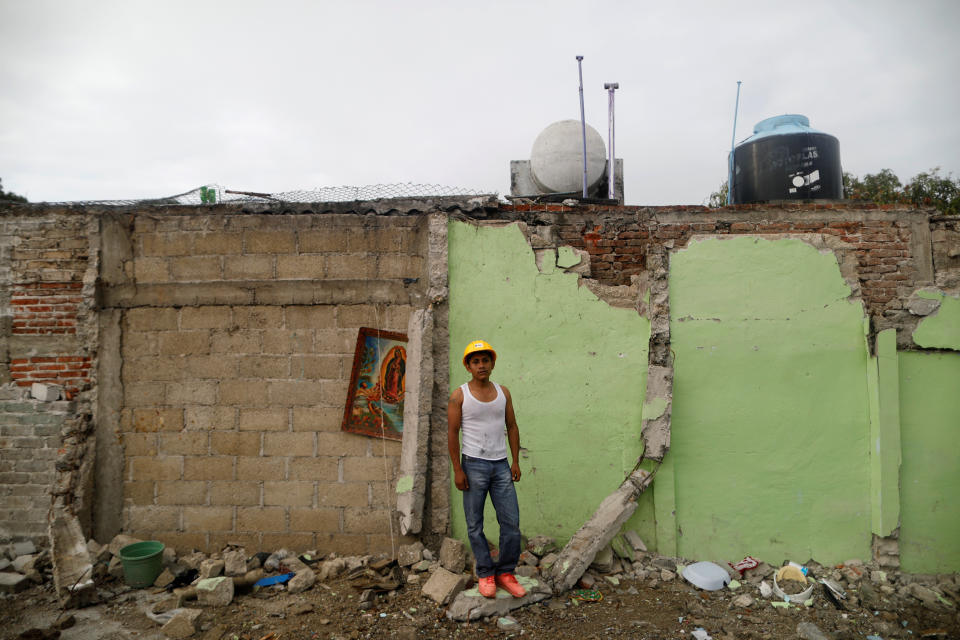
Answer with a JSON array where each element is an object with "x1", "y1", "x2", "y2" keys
[{"x1": 465, "y1": 352, "x2": 494, "y2": 380}]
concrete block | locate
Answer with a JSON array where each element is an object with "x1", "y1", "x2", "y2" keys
[
  {"x1": 197, "y1": 576, "x2": 234, "y2": 606},
  {"x1": 161, "y1": 607, "x2": 202, "y2": 639},
  {"x1": 12, "y1": 554, "x2": 36, "y2": 573},
  {"x1": 397, "y1": 541, "x2": 424, "y2": 567},
  {"x1": 10, "y1": 540, "x2": 37, "y2": 559},
  {"x1": 445, "y1": 576, "x2": 551, "y2": 621},
  {"x1": 0, "y1": 572, "x2": 30, "y2": 593},
  {"x1": 153, "y1": 568, "x2": 176, "y2": 588},
  {"x1": 439, "y1": 537, "x2": 465, "y2": 574},
  {"x1": 108, "y1": 555, "x2": 125, "y2": 578},
  {"x1": 610, "y1": 534, "x2": 634, "y2": 562},
  {"x1": 222, "y1": 548, "x2": 247, "y2": 576},
  {"x1": 288, "y1": 568, "x2": 316, "y2": 594},
  {"x1": 421, "y1": 567, "x2": 468, "y2": 605},
  {"x1": 199, "y1": 559, "x2": 224, "y2": 578},
  {"x1": 31, "y1": 383, "x2": 63, "y2": 401},
  {"x1": 107, "y1": 534, "x2": 143, "y2": 556}
]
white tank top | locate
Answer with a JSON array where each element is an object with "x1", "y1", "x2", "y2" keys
[{"x1": 460, "y1": 382, "x2": 507, "y2": 460}]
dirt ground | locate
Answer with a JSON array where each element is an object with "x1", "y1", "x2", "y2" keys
[{"x1": 3, "y1": 566, "x2": 959, "y2": 640}]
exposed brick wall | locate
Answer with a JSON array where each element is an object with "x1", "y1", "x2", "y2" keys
[
  {"x1": 11, "y1": 282, "x2": 83, "y2": 335},
  {"x1": 504, "y1": 203, "x2": 935, "y2": 334}
]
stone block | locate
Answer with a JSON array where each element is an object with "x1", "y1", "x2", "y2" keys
[
  {"x1": 0, "y1": 572, "x2": 30, "y2": 593},
  {"x1": 288, "y1": 567, "x2": 316, "y2": 594},
  {"x1": 223, "y1": 548, "x2": 247, "y2": 576},
  {"x1": 421, "y1": 567, "x2": 468, "y2": 605},
  {"x1": 515, "y1": 565, "x2": 538, "y2": 578},
  {"x1": 197, "y1": 576, "x2": 234, "y2": 606},
  {"x1": 397, "y1": 542, "x2": 424, "y2": 567},
  {"x1": 200, "y1": 559, "x2": 225, "y2": 579},
  {"x1": 31, "y1": 382, "x2": 63, "y2": 401},
  {"x1": 161, "y1": 607, "x2": 202, "y2": 639},
  {"x1": 519, "y1": 550, "x2": 539, "y2": 566},
  {"x1": 439, "y1": 538, "x2": 466, "y2": 574},
  {"x1": 10, "y1": 540, "x2": 38, "y2": 559}
]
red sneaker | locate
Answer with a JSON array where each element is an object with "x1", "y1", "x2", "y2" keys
[
  {"x1": 495, "y1": 573, "x2": 527, "y2": 598},
  {"x1": 478, "y1": 575, "x2": 496, "y2": 598}
]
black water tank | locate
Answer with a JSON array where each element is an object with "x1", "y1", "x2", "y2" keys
[{"x1": 731, "y1": 114, "x2": 843, "y2": 203}]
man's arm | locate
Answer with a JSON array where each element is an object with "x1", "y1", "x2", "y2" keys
[
  {"x1": 447, "y1": 387, "x2": 469, "y2": 491},
  {"x1": 502, "y1": 385, "x2": 522, "y2": 482}
]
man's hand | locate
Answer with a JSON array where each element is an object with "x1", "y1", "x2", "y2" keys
[
  {"x1": 510, "y1": 462, "x2": 521, "y2": 482},
  {"x1": 454, "y1": 468, "x2": 469, "y2": 491}
]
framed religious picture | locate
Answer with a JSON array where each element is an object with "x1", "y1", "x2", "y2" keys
[{"x1": 341, "y1": 327, "x2": 408, "y2": 440}]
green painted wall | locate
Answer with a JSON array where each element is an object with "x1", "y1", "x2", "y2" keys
[
  {"x1": 913, "y1": 291, "x2": 960, "y2": 350},
  {"x1": 667, "y1": 236, "x2": 872, "y2": 565},
  {"x1": 447, "y1": 221, "x2": 651, "y2": 547},
  {"x1": 898, "y1": 351, "x2": 960, "y2": 573}
]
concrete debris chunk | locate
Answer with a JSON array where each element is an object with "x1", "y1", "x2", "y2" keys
[
  {"x1": 525, "y1": 535, "x2": 557, "y2": 558},
  {"x1": 0, "y1": 572, "x2": 30, "y2": 593},
  {"x1": 288, "y1": 568, "x2": 316, "y2": 594},
  {"x1": 160, "y1": 607, "x2": 202, "y2": 639},
  {"x1": 108, "y1": 556, "x2": 125, "y2": 579},
  {"x1": 732, "y1": 594, "x2": 755, "y2": 608},
  {"x1": 222, "y1": 548, "x2": 247, "y2": 576},
  {"x1": 796, "y1": 621, "x2": 831, "y2": 640},
  {"x1": 589, "y1": 545, "x2": 613, "y2": 574},
  {"x1": 439, "y1": 538, "x2": 466, "y2": 574},
  {"x1": 421, "y1": 567, "x2": 468, "y2": 605},
  {"x1": 518, "y1": 550, "x2": 539, "y2": 566},
  {"x1": 153, "y1": 568, "x2": 176, "y2": 589},
  {"x1": 623, "y1": 530, "x2": 647, "y2": 552},
  {"x1": 49, "y1": 513, "x2": 96, "y2": 607},
  {"x1": 196, "y1": 576, "x2": 234, "y2": 607},
  {"x1": 107, "y1": 534, "x2": 142, "y2": 557},
  {"x1": 539, "y1": 552, "x2": 559, "y2": 572},
  {"x1": 515, "y1": 565, "x2": 538, "y2": 578},
  {"x1": 397, "y1": 542, "x2": 425, "y2": 567},
  {"x1": 318, "y1": 557, "x2": 347, "y2": 582},
  {"x1": 497, "y1": 616, "x2": 520, "y2": 632},
  {"x1": 11, "y1": 540, "x2": 38, "y2": 559},
  {"x1": 199, "y1": 559, "x2": 224, "y2": 579},
  {"x1": 12, "y1": 554, "x2": 36, "y2": 573},
  {"x1": 31, "y1": 382, "x2": 63, "y2": 401},
  {"x1": 446, "y1": 576, "x2": 551, "y2": 621},
  {"x1": 610, "y1": 534, "x2": 634, "y2": 562}
]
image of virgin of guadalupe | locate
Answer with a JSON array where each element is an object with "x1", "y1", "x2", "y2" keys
[{"x1": 380, "y1": 345, "x2": 406, "y2": 405}]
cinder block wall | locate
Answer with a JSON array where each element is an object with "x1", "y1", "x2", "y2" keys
[{"x1": 110, "y1": 210, "x2": 428, "y2": 554}]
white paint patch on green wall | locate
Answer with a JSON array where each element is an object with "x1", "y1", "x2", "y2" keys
[
  {"x1": 898, "y1": 351, "x2": 960, "y2": 573},
  {"x1": 912, "y1": 291, "x2": 960, "y2": 350},
  {"x1": 668, "y1": 236, "x2": 871, "y2": 565},
  {"x1": 448, "y1": 221, "x2": 651, "y2": 546}
]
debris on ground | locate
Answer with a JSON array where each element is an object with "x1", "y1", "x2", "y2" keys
[{"x1": 1, "y1": 532, "x2": 958, "y2": 639}]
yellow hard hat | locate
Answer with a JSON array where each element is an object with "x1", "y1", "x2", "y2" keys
[{"x1": 462, "y1": 339, "x2": 497, "y2": 365}]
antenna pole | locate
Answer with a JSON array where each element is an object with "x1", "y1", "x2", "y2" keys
[
  {"x1": 576, "y1": 55, "x2": 588, "y2": 199},
  {"x1": 604, "y1": 82, "x2": 619, "y2": 201},
  {"x1": 727, "y1": 80, "x2": 742, "y2": 205}
]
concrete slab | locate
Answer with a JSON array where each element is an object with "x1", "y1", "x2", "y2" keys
[
  {"x1": 546, "y1": 467, "x2": 654, "y2": 593},
  {"x1": 397, "y1": 307, "x2": 433, "y2": 536},
  {"x1": 48, "y1": 513, "x2": 96, "y2": 607},
  {"x1": 445, "y1": 576, "x2": 551, "y2": 621}
]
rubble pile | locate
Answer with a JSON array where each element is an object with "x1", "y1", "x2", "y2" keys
[{"x1": 2, "y1": 530, "x2": 958, "y2": 638}]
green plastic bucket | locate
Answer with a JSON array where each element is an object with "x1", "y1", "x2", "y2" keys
[{"x1": 118, "y1": 541, "x2": 165, "y2": 588}]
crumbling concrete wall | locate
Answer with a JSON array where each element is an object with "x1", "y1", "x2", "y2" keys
[{"x1": 0, "y1": 208, "x2": 96, "y2": 545}]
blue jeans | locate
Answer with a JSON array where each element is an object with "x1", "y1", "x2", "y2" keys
[{"x1": 461, "y1": 455, "x2": 521, "y2": 578}]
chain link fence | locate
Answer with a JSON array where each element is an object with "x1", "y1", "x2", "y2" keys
[{"x1": 46, "y1": 183, "x2": 495, "y2": 206}]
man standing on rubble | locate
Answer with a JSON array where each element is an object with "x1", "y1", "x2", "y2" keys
[{"x1": 448, "y1": 339, "x2": 526, "y2": 599}]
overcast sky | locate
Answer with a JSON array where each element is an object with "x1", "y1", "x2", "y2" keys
[{"x1": 2, "y1": 0, "x2": 959, "y2": 205}]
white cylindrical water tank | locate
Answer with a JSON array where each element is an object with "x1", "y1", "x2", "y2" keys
[{"x1": 529, "y1": 120, "x2": 607, "y2": 194}]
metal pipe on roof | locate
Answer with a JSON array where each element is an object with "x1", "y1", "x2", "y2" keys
[
  {"x1": 604, "y1": 82, "x2": 619, "y2": 201},
  {"x1": 727, "y1": 80, "x2": 742, "y2": 206},
  {"x1": 576, "y1": 55, "x2": 588, "y2": 199}
]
